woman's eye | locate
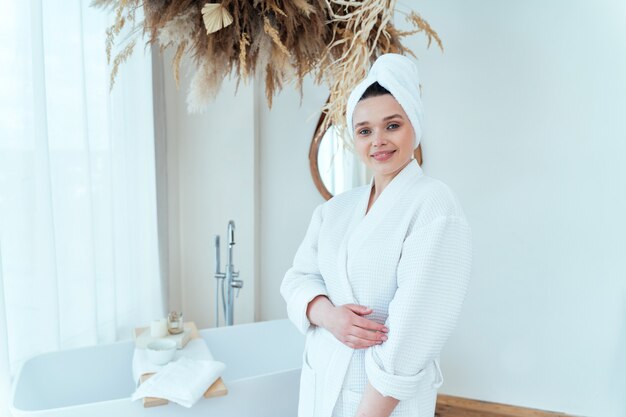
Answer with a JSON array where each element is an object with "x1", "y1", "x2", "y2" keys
[
  {"x1": 358, "y1": 128, "x2": 371, "y2": 136},
  {"x1": 387, "y1": 123, "x2": 400, "y2": 130}
]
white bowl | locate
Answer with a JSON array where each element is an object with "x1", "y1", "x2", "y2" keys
[{"x1": 146, "y1": 339, "x2": 177, "y2": 365}]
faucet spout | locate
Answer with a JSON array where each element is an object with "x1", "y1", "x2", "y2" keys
[{"x1": 227, "y1": 221, "x2": 235, "y2": 247}]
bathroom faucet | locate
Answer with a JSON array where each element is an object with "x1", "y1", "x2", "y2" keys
[{"x1": 214, "y1": 220, "x2": 243, "y2": 327}]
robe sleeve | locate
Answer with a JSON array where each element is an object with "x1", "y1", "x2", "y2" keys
[
  {"x1": 364, "y1": 215, "x2": 472, "y2": 400},
  {"x1": 280, "y1": 204, "x2": 329, "y2": 335}
]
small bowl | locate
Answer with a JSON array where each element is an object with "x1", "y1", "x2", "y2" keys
[{"x1": 146, "y1": 339, "x2": 177, "y2": 365}]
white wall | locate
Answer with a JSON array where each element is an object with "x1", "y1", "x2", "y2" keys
[
  {"x1": 399, "y1": 2, "x2": 626, "y2": 416},
  {"x1": 256, "y1": 76, "x2": 327, "y2": 321},
  {"x1": 164, "y1": 1, "x2": 626, "y2": 416},
  {"x1": 162, "y1": 51, "x2": 257, "y2": 329}
]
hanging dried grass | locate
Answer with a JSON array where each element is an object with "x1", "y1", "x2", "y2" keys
[
  {"x1": 316, "y1": 0, "x2": 443, "y2": 136},
  {"x1": 263, "y1": 16, "x2": 290, "y2": 57},
  {"x1": 187, "y1": 55, "x2": 226, "y2": 113},
  {"x1": 172, "y1": 41, "x2": 187, "y2": 88},
  {"x1": 109, "y1": 38, "x2": 136, "y2": 90},
  {"x1": 156, "y1": 7, "x2": 197, "y2": 48},
  {"x1": 402, "y1": 11, "x2": 444, "y2": 52},
  {"x1": 239, "y1": 33, "x2": 250, "y2": 79},
  {"x1": 94, "y1": 0, "x2": 442, "y2": 122}
]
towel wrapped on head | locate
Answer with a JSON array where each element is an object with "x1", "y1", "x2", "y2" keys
[{"x1": 346, "y1": 53, "x2": 423, "y2": 149}]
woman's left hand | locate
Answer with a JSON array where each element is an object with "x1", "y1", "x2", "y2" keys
[
  {"x1": 328, "y1": 304, "x2": 389, "y2": 349},
  {"x1": 307, "y1": 296, "x2": 388, "y2": 349}
]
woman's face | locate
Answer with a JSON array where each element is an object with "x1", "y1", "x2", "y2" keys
[{"x1": 352, "y1": 94, "x2": 415, "y2": 181}]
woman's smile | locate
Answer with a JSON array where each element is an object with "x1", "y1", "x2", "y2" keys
[{"x1": 371, "y1": 149, "x2": 397, "y2": 162}]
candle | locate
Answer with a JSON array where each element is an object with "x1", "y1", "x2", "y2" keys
[{"x1": 150, "y1": 318, "x2": 168, "y2": 338}]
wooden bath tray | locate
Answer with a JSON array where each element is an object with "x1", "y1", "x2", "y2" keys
[{"x1": 134, "y1": 322, "x2": 228, "y2": 408}]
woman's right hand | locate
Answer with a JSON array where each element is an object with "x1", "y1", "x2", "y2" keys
[{"x1": 307, "y1": 295, "x2": 388, "y2": 349}]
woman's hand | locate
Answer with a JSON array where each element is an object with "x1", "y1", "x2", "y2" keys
[{"x1": 307, "y1": 295, "x2": 388, "y2": 349}]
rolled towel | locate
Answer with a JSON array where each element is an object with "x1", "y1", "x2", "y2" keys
[{"x1": 131, "y1": 357, "x2": 226, "y2": 408}]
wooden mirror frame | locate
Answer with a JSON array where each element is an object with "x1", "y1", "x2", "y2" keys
[{"x1": 309, "y1": 108, "x2": 423, "y2": 201}]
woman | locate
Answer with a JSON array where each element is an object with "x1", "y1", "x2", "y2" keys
[{"x1": 281, "y1": 54, "x2": 472, "y2": 417}]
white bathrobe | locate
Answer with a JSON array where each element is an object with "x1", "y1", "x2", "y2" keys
[{"x1": 280, "y1": 160, "x2": 472, "y2": 417}]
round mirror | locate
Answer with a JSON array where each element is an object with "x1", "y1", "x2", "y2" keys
[{"x1": 309, "y1": 108, "x2": 423, "y2": 200}]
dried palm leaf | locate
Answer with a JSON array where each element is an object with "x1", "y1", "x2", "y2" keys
[{"x1": 201, "y1": 3, "x2": 234, "y2": 35}]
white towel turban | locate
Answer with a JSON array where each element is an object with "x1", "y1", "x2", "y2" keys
[{"x1": 346, "y1": 53, "x2": 423, "y2": 149}]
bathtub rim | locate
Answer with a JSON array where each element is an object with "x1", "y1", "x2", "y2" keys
[
  {"x1": 10, "y1": 365, "x2": 303, "y2": 414},
  {"x1": 9, "y1": 319, "x2": 304, "y2": 414},
  {"x1": 9, "y1": 337, "x2": 134, "y2": 414}
]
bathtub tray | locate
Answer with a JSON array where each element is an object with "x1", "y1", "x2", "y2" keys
[{"x1": 134, "y1": 322, "x2": 227, "y2": 407}]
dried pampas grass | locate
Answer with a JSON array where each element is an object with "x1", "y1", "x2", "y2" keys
[{"x1": 94, "y1": 0, "x2": 442, "y2": 122}]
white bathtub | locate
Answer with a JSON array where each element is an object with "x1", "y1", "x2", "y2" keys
[{"x1": 10, "y1": 319, "x2": 304, "y2": 417}]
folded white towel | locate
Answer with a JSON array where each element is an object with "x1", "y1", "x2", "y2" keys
[
  {"x1": 131, "y1": 356, "x2": 226, "y2": 408},
  {"x1": 132, "y1": 338, "x2": 215, "y2": 383}
]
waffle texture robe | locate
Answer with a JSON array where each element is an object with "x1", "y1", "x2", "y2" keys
[{"x1": 280, "y1": 160, "x2": 472, "y2": 417}]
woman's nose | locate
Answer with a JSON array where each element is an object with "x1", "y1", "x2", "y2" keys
[{"x1": 371, "y1": 132, "x2": 387, "y2": 147}]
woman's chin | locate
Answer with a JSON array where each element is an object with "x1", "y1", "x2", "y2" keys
[{"x1": 369, "y1": 157, "x2": 411, "y2": 178}]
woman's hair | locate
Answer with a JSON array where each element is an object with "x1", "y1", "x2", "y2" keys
[{"x1": 359, "y1": 81, "x2": 391, "y2": 101}]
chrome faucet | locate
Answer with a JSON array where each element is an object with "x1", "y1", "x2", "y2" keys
[{"x1": 214, "y1": 220, "x2": 243, "y2": 326}]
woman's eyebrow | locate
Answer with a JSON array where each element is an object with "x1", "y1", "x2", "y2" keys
[
  {"x1": 355, "y1": 113, "x2": 403, "y2": 128},
  {"x1": 383, "y1": 113, "x2": 403, "y2": 121}
]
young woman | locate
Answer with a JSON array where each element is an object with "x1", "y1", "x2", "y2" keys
[{"x1": 281, "y1": 54, "x2": 472, "y2": 417}]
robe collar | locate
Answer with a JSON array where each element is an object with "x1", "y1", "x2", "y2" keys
[
  {"x1": 362, "y1": 159, "x2": 423, "y2": 218},
  {"x1": 351, "y1": 159, "x2": 423, "y2": 244},
  {"x1": 336, "y1": 159, "x2": 424, "y2": 304}
]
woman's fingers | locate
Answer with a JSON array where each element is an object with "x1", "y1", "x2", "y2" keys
[
  {"x1": 349, "y1": 325, "x2": 388, "y2": 343},
  {"x1": 344, "y1": 333, "x2": 383, "y2": 349},
  {"x1": 353, "y1": 315, "x2": 388, "y2": 334},
  {"x1": 327, "y1": 304, "x2": 390, "y2": 349},
  {"x1": 344, "y1": 304, "x2": 372, "y2": 315},
  {"x1": 344, "y1": 304, "x2": 388, "y2": 333},
  {"x1": 345, "y1": 308, "x2": 389, "y2": 349}
]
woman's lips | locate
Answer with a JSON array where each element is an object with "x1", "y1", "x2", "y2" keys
[{"x1": 371, "y1": 150, "x2": 396, "y2": 162}]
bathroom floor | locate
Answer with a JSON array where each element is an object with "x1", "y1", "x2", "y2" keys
[{"x1": 435, "y1": 395, "x2": 576, "y2": 417}]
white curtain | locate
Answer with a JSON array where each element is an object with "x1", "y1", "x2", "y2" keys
[{"x1": 0, "y1": 0, "x2": 164, "y2": 411}]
